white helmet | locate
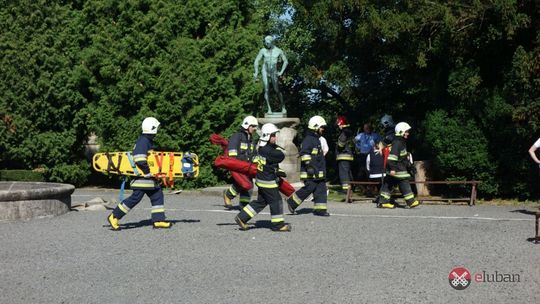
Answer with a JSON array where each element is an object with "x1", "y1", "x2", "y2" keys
[
  {"x1": 141, "y1": 117, "x2": 160, "y2": 134},
  {"x1": 241, "y1": 115, "x2": 258, "y2": 129},
  {"x1": 308, "y1": 115, "x2": 327, "y2": 130},
  {"x1": 395, "y1": 122, "x2": 411, "y2": 136},
  {"x1": 259, "y1": 123, "x2": 279, "y2": 147}
]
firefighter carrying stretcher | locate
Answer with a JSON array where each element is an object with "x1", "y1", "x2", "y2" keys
[
  {"x1": 223, "y1": 115, "x2": 258, "y2": 209},
  {"x1": 235, "y1": 123, "x2": 292, "y2": 232}
]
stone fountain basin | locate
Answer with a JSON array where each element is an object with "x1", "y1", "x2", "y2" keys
[{"x1": 0, "y1": 182, "x2": 75, "y2": 221}]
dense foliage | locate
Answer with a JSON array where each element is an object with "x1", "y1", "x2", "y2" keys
[
  {"x1": 1, "y1": 0, "x2": 266, "y2": 187},
  {"x1": 276, "y1": 0, "x2": 539, "y2": 197},
  {"x1": 0, "y1": 0, "x2": 538, "y2": 198}
]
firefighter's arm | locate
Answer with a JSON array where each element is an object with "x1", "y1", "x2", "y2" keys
[
  {"x1": 299, "y1": 140, "x2": 312, "y2": 164},
  {"x1": 337, "y1": 129, "x2": 353, "y2": 150},
  {"x1": 267, "y1": 148, "x2": 285, "y2": 163},
  {"x1": 299, "y1": 140, "x2": 316, "y2": 176},
  {"x1": 337, "y1": 133, "x2": 347, "y2": 150},
  {"x1": 386, "y1": 143, "x2": 400, "y2": 175},
  {"x1": 133, "y1": 139, "x2": 152, "y2": 177},
  {"x1": 227, "y1": 133, "x2": 240, "y2": 158}
]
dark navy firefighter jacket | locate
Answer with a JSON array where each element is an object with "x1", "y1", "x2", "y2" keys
[
  {"x1": 227, "y1": 128, "x2": 256, "y2": 161},
  {"x1": 299, "y1": 130, "x2": 326, "y2": 180},
  {"x1": 253, "y1": 143, "x2": 285, "y2": 189},
  {"x1": 131, "y1": 134, "x2": 160, "y2": 190}
]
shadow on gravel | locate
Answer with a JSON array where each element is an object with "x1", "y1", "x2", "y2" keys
[
  {"x1": 526, "y1": 238, "x2": 540, "y2": 244},
  {"x1": 212, "y1": 204, "x2": 244, "y2": 211},
  {"x1": 216, "y1": 220, "x2": 293, "y2": 231},
  {"x1": 252, "y1": 220, "x2": 273, "y2": 229},
  {"x1": 510, "y1": 209, "x2": 538, "y2": 215},
  {"x1": 215, "y1": 220, "x2": 274, "y2": 231},
  {"x1": 294, "y1": 208, "x2": 314, "y2": 215},
  {"x1": 103, "y1": 219, "x2": 200, "y2": 230}
]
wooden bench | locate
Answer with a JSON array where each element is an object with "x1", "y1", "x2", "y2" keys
[{"x1": 346, "y1": 180, "x2": 481, "y2": 206}]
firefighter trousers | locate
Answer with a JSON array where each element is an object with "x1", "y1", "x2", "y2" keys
[
  {"x1": 112, "y1": 188, "x2": 166, "y2": 222},
  {"x1": 379, "y1": 175, "x2": 416, "y2": 206},
  {"x1": 237, "y1": 187, "x2": 285, "y2": 227},
  {"x1": 337, "y1": 160, "x2": 353, "y2": 191},
  {"x1": 225, "y1": 172, "x2": 253, "y2": 207},
  {"x1": 288, "y1": 179, "x2": 327, "y2": 211}
]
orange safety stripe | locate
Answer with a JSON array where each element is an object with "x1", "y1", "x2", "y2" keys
[{"x1": 168, "y1": 152, "x2": 175, "y2": 188}]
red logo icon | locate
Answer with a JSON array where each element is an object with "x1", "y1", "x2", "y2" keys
[{"x1": 449, "y1": 267, "x2": 471, "y2": 290}]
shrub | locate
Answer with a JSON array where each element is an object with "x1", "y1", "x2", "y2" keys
[
  {"x1": 0, "y1": 170, "x2": 45, "y2": 182},
  {"x1": 424, "y1": 110, "x2": 498, "y2": 196}
]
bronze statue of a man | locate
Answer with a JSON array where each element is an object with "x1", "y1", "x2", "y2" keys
[{"x1": 254, "y1": 35, "x2": 288, "y2": 114}]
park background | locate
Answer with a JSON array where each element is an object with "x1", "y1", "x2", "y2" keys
[{"x1": 0, "y1": 0, "x2": 538, "y2": 199}]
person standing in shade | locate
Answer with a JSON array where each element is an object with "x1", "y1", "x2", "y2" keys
[
  {"x1": 287, "y1": 115, "x2": 330, "y2": 216},
  {"x1": 366, "y1": 141, "x2": 386, "y2": 203},
  {"x1": 335, "y1": 116, "x2": 355, "y2": 193},
  {"x1": 528, "y1": 137, "x2": 540, "y2": 176},
  {"x1": 354, "y1": 123, "x2": 381, "y2": 181},
  {"x1": 107, "y1": 117, "x2": 171, "y2": 230},
  {"x1": 235, "y1": 123, "x2": 291, "y2": 232}
]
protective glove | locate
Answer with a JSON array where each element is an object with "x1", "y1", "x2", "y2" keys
[
  {"x1": 276, "y1": 170, "x2": 287, "y2": 178},
  {"x1": 406, "y1": 162, "x2": 417, "y2": 176}
]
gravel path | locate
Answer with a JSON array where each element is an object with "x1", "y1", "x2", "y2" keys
[{"x1": 0, "y1": 189, "x2": 538, "y2": 303}]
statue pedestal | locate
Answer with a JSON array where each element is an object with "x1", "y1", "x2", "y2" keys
[
  {"x1": 414, "y1": 161, "x2": 432, "y2": 196},
  {"x1": 258, "y1": 117, "x2": 300, "y2": 182},
  {"x1": 264, "y1": 112, "x2": 287, "y2": 118}
]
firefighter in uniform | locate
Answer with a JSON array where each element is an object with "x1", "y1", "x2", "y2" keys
[
  {"x1": 335, "y1": 115, "x2": 354, "y2": 193},
  {"x1": 287, "y1": 115, "x2": 330, "y2": 216},
  {"x1": 223, "y1": 115, "x2": 258, "y2": 209},
  {"x1": 107, "y1": 117, "x2": 171, "y2": 230},
  {"x1": 377, "y1": 122, "x2": 420, "y2": 209},
  {"x1": 235, "y1": 123, "x2": 291, "y2": 232}
]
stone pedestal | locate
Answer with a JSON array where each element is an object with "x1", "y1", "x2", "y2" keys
[
  {"x1": 258, "y1": 117, "x2": 300, "y2": 182},
  {"x1": 414, "y1": 160, "x2": 431, "y2": 196}
]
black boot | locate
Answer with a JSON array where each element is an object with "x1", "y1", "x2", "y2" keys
[
  {"x1": 286, "y1": 197, "x2": 296, "y2": 214},
  {"x1": 271, "y1": 223, "x2": 292, "y2": 232},
  {"x1": 313, "y1": 210, "x2": 330, "y2": 217}
]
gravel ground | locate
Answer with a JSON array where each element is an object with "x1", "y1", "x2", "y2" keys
[{"x1": 0, "y1": 188, "x2": 538, "y2": 304}]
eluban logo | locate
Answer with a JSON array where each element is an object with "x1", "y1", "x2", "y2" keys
[
  {"x1": 449, "y1": 267, "x2": 471, "y2": 290},
  {"x1": 449, "y1": 267, "x2": 522, "y2": 290},
  {"x1": 474, "y1": 271, "x2": 521, "y2": 283}
]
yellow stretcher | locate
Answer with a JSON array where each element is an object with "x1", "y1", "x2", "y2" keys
[{"x1": 92, "y1": 151, "x2": 199, "y2": 182}]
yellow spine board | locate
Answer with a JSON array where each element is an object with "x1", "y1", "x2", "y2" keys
[{"x1": 92, "y1": 151, "x2": 199, "y2": 178}]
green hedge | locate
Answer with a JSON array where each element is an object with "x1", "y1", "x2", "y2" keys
[{"x1": 0, "y1": 170, "x2": 45, "y2": 182}]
